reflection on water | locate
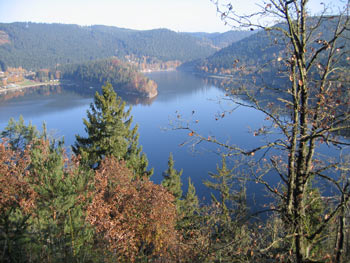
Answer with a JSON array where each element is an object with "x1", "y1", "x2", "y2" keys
[
  {"x1": 145, "y1": 71, "x2": 213, "y2": 102},
  {"x1": 0, "y1": 72, "x2": 217, "y2": 123},
  {"x1": 0, "y1": 71, "x2": 236, "y2": 108},
  {"x1": 1, "y1": 71, "x2": 250, "y2": 204},
  {"x1": 0, "y1": 84, "x2": 156, "y2": 106},
  {"x1": 0, "y1": 71, "x2": 348, "y2": 210},
  {"x1": 0, "y1": 85, "x2": 64, "y2": 103}
]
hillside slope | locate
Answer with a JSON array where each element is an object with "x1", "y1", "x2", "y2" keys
[
  {"x1": 180, "y1": 17, "x2": 350, "y2": 75},
  {"x1": 0, "y1": 22, "x2": 218, "y2": 70}
]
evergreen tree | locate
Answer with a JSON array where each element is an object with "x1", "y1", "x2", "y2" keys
[
  {"x1": 204, "y1": 156, "x2": 247, "y2": 220},
  {"x1": 1, "y1": 119, "x2": 95, "y2": 261},
  {"x1": 176, "y1": 177, "x2": 200, "y2": 239},
  {"x1": 28, "y1": 139, "x2": 94, "y2": 262},
  {"x1": 201, "y1": 157, "x2": 250, "y2": 262},
  {"x1": 204, "y1": 156, "x2": 233, "y2": 219},
  {"x1": 161, "y1": 154, "x2": 201, "y2": 233},
  {"x1": 73, "y1": 83, "x2": 152, "y2": 177},
  {"x1": 182, "y1": 177, "x2": 199, "y2": 219},
  {"x1": 1, "y1": 116, "x2": 40, "y2": 150},
  {"x1": 162, "y1": 153, "x2": 183, "y2": 211},
  {"x1": 0, "y1": 60, "x2": 7, "y2": 72}
]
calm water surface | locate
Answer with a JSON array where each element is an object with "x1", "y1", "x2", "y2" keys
[{"x1": 0, "y1": 71, "x2": 299, "y2": 206}]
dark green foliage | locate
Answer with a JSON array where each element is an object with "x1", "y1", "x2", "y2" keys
[
  {"x1": 0, "y1": 22, "x2": 217, "y2": 70},
  {"x1": 204, "y1": 156, "x2": 232, "y2": 218},
  {"x1": 181, "y1": 17, "x2": 350, "y2": 74},
  {"x1": 0, "y1": 119, "x2": 95, "y2": 262},
  {"x1": 126, "y1": 129, "x2": 152, "y2": 177},
  {"x1": 178, "y1": 178, "x2": 200, "y2": 230},
  {"x1": 27, "y1": 140, "x2": 94, "y2": 262},
  {"x1": 183, "y1": 178, "x2": 199, "y2": 218},
  {"x1": 180, "y1": 28, "x2": 287, "y2": 74},
  {"x1": 161, "y1": 154, "x2": 201, "y2": 233},
  {"x1": 0, "y1": 22, "x2": 123, "y2": 70},
  {"x1": 200, "y1": 157, "x2": 252, "y2": 262},
  {"x1": 180, "y1": 27, "x2": 284, "y2": 73},
  {"x1": 59, "y1": 58, "x2": 157, "y2": 97},
  {"x1": 0, "y1": 212, "x2": 30, "y2": 263},
  {"x1": 73, "y1": 83, "x2": 152, "y2": 177},
  {"x1": 0, "y1": 60, "x2": 7, "y2": 71},
  {"x1": 1, "y1": 115, "x2": 40, "y2": 150},
  {"x1": 186, "y1": 30, "x2": 254, "y2": 49},
  {"x1": 179, "y1": 157, "x2": 252, "y2": 263},
  {"x1": 204, "y1": 156, "x2": 247, "y2": 220},
  {"x1": 202, "y1": 29, "x2": 283, "y2": 71},
  {"x1": 110, "y1": 28, "x2": 216, "y2": 62},
  {"x1": 161, "y1": 154, "x2": 202, "y2": 229},
  {"x1": 60, "y1": 59, "x2": 137, "y2": 87},
  {"x1": 162, "y1": 153, "x2": 183, "y2": 211}
]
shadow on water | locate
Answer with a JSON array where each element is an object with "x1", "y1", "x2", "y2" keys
[{"x1": 0, "y1": 71, "x2": 215, "y2": 122}]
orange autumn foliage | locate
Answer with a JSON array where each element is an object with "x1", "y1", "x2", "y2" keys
[
  {"x1": 0, "y1": 140, "x2": 36, "y2": 215},
  {"x1": 86, "y1": 157, "x2": 178, "y2": 261}
]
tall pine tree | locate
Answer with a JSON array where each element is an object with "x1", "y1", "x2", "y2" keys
[
  {"x1": 28, "y1": 139, "x2": 94, "y2": 261},
  {"x1": 181, "y1": 178, "x2": 199, "y2": 221},
  {"x1": 73, "y1": 83, "x2": 152, "y2": 177},
  {"x1": 177, "y1": 177, "x2": 200, "y2": 235},
  {"x1": 204, "y1": 156, "x2": 247, "y2": 221},
  {"x1": 161, "y1": 154, "x2": 201, "y2": 233},
  {"x1": 162, "y1": 153, "x2": 183, "y2": 211}
]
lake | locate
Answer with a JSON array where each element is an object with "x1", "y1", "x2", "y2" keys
[{"x1": 1, "y1": 71, "x2": 342, "y2": 209}]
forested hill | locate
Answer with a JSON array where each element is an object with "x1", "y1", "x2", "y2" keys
[
  {"x1": 0, "y1": 22, "x2": 244, "y2": 70},
  {"x1": 59, "y1": 58, "x2": 158, "y2": 98},
  {"x1": 185, "y1": 30, "x2": 254, "y2": 49},
  {"x1": 179, "y1": 27, "x2": 284, "y2": 74},
  {"x1": 180, "y1": 17, "x2": 350, "y2": 75}
]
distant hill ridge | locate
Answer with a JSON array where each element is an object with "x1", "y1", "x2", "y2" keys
[
  {"x1": 185, "y1": 30, "x2": 254, "y2": 49},
  {"x1": 0, "y1": 22, "x2": 252, "y2": 70},
  {"x1": 180, "y1": 16, "x2": 350, "y2": 75}
]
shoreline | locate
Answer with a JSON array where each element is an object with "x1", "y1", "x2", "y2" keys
[
  {"x1": 140, "y1": 68, "x2": 177, "y2": 73},
  {"x1": 190, "y1": 71, "x2": 234, "y2": 80},
  {"x1": 0, "y1": 79, "x2": 158, "y2": 99},
  {"x1": 0, "y1": 81, "x2": 61, "y2": 94}
]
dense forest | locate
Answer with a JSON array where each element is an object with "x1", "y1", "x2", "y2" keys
[
  {"x1": 180, "y1": 17, "x2": 350, "y2": 75},
  {"x1": 185, "y1": 30, "x2": 254, "y2": 49},
  {"x1": 0, "y1": 22, "x2": 252, "y2": 70},
  {"x1": 59, "y1": 58, "x2": 158, "y2": 97}
]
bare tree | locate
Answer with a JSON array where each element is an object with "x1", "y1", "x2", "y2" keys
[{"x1": 177, "y1": 1, "x2": 350, "y2": 262}]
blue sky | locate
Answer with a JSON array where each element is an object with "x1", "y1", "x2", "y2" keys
[{"x1": 0, "y1": 0, "x2": 346, "y2": 33}]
